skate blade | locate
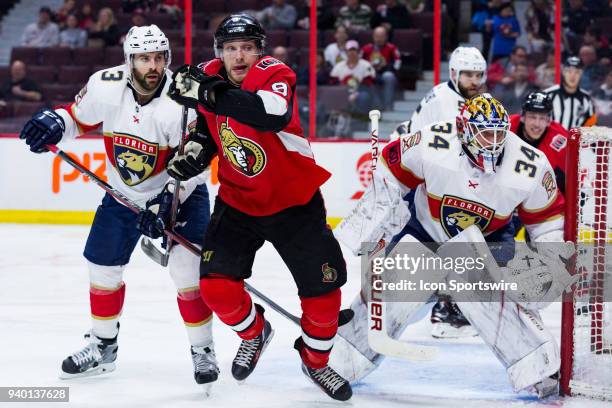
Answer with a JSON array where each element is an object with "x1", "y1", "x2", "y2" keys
[
  {"x1": 59, "y1": 362, "x2": 116, "y2": 380},
  {"x1": 201, "y1": 383, "x2": 213, "y2": 398},
  {"x1": 431, "y1": 323, "x2": 478, "y2": 339},
  {"x1": 234, "y1": 329, "x2": 275, "y2": 385}
]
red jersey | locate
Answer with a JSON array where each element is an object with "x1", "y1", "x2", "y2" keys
[
  {"x1": 361, "y1": 42, "x2": 400, "y2": 71},
  {"x1": 509, "y1": 114, "x2": 568, "y2": 180},
  {"x1": 198, "y1": 57, "x2": 331, "y2": 216}
]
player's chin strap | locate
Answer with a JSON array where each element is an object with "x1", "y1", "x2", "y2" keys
[{"x1": 45, "y1": 143, "x2": 357, "y2": 335}]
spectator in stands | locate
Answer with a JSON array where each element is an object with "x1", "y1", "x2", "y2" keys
[
  {"x1": 330, "y1": 40, "x2": 376, "y2": 115},
  {"x1": 524, "y1": 0, "x2": 552, "y2": 53},
  {"x1": 56, "y1": 0, "x2": 77, "y2": 29},
  {"x1": 88, "y1": 8, "x2": 121, "y2": 47},
  {"x1": 407, "y1": 0, "x2": 426, "y2": 13},
  {"x1": 122, "y1": 0, "x2": 151, "y2": 14},
  {"x1": 583, "y1": 26, "x2": 611, "y2": 62},
  {"x1": 60, "y1": 14, "x2": 88, "y2": 48},
  {"x1": 494, "y1": 62, "x2": 539, "y2": 114},
  {"x1": 362, "y1": 26, "x2": 400, "y2": 110},
  {"x1": 371, "y1": 0, "x2": 410, "y2": 32},
  {"x1": 294, "y1": 49, "x2": 331, "y2": 85},
  {"x1": 491, "y1": 1, "x2": 520, "y2": 61},
  {"x1": 335, "y1": 0, "x2": 372, "y2": 33},
  {"x1": 535, "y1": 49, "x2": 556, "y2": 89},
  {"x1": 563, "y1": 0, "x2": 593, "y2": 37},
  {"x1": 272, "y1": 46, "x2": 293, "y2": 67},
  {"x1": 78, "y1": 3, "x2": 96, "y2": 31},
  {"x1": 324, "y1": 26, "x2": 350, "y2": 66},
  {"x1": 256, "y1": 0, "x2": 297, "y2": 30},
  {"x1": 579, "y1": 45, "x2": 608, "y2": 91},
  {"x1": 593, "y1": 68, "x2": 612, "y2": 115},
  {"x1": 0, "y1": 60, "x2": 42, "y2": 106},
  {"x1": 487, "y1": 45, "x2": 534, "y2": 89},
  {"x1": 471, "y1": 0, "x2": 503, "y2": 62},
  {"x1": 22, "y1": 6, "x2": 60, "y2": 47},
  {"x1": 295, "y1": 0, "x2": 336, "y2": 30},
  {"x1": 158, "y1": 0, "x2": 184, "y2": 20}
]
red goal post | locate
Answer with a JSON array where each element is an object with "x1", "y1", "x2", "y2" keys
[{"x1": 560, "y1": 127, "x2": 612, "y2": 399}]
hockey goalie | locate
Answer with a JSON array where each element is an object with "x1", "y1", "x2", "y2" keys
[{"x1": 331, "y1": 94, "x2": 577, "y2": 398}]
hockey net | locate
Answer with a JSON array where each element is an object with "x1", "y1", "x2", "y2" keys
[{"x1": 560, "y1": 126, "x2": 612, "y2": 399}]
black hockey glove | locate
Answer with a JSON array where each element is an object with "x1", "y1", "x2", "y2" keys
[
  {"x1": 168, "y1": 64, "x2": 232, "y2": 111},
  {"x1": 167, "y1": 131, "x2": 218, "y2": 181},
  {"x1": 136, "y1": 183, "x2": 175, "y2": 239},
  {"x1": 19, "y1": 109, "x2": 65, "y2": 153}
]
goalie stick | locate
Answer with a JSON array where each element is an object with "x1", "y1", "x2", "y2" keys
[
  {"x1": 365, "y1": 110, "x2": 439, "y2": 362},
  {"x1": 45, "y1": 143, "x2": 355, "y2": 329}
]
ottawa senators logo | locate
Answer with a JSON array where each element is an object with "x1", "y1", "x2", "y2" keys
[
  {"x1": 321, "y1": 263, "x2": 338, "y2": 283},
  {"x1": 440, "y1": 195, "x2": 494, "y2": 238},
  {"x1": 112, "y1": 132, "x2": 158, "y2": 186},
  {"x1": 256, "y1": 57, "x2": 282, "y2": 70},
  {"x1": 219, "y1": 122, "x2": 266, "y2": 177}
]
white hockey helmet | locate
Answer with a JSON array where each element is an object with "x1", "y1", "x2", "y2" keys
[
  {"x1": 448, "y1": 47, "x2": 487, "y2": 91},
  {"x1": 123, "y1": 24, "x2": 171, "y2": 74}
]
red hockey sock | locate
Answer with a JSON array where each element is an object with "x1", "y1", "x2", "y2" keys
[
  {"x1": 177, "y1": 291, "x2": 213, "y2": 326},
  {"x1": 90, "y1": 282, "x2": 126, "y2": 320},
  {"x1": 299, "y1": 288, "x2": 341, "y2": 369},
  {"x1": 200, "y1": 276, "x2": 263, "y2": 340}
]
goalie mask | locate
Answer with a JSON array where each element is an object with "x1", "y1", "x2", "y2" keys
[
  {"x1": 456, "y1": 94, "x2": 509, "y2": 174},
  {"x1": 123, "y1": 24, "x2": 171, "y2": 94}
]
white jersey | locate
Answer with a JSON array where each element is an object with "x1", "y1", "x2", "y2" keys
[
  {"x1": 55, "y1": 65, "x2": 204, "y2": 207},
  {"x1": 391, "y1": 81, "x2": 465, "y2": 140},
  {"x1": 381, "y1": 120, "x2": 564, "y2": 243}
]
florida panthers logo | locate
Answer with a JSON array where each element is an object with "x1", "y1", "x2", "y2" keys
[
  {"x1": 440, "y1": 195, "x2": 494, "y2": 237},
  {"x1": 219, "y1": 122, "x2": 266, "y2": 177},
  {"x1": 111, "y1": 132, "x2": 158, "y2": 186}
]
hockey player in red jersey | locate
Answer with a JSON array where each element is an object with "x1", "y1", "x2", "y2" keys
[
  {"x1": 164, "y1": 14, "x2": 352, "y2": 401},
  {"x1": 510, "y1": 91, "x2": 569, "y2": 193}
]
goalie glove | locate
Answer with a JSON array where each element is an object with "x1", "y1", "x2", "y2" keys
[
  {"x1": 167, "y1": 131, "x2": 218, "y2": 181},
  {"x1": 500, "y1": 241, "x2": 579, "y2": 310}
]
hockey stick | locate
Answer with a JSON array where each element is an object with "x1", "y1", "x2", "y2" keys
[
  {"x1": 140, "y1": 106, "x2": 190, "y2": 267},
  {"x1": 365, "y1": 110, "x2": 438, "y2": 362},
  {"x1": 45, "y1": 143, "x2": 355, "y2": 330}
]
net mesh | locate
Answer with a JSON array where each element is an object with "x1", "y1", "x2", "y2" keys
[{"x1": 570, "y1": 127, "x2": 612, "y2": 399}]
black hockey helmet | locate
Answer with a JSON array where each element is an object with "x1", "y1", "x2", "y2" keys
[
  {"x1": 522, "y1": 91, "x2": 552, "y2": 115},
  {"x1": 563, "y1": 55, "x2": 583, "y2": 69},
  {"x1": 214, "y1": 14, "x2": 266, "y2": 57}
]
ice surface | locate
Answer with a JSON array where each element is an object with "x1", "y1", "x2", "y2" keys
[{"x1": 0, "y1": 224, "x2": 609, "y2": 408}]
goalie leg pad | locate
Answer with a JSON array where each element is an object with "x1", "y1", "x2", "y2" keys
[{"x1": 457, "y1": 301, "x2": 559, "y2": 391}]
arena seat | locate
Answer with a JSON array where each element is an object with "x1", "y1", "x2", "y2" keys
[
  {"x1": 318, "y1": 86, "x2": 350, "y2": 112},
  {"x1": 10, "y1": 47, "x2": 40, "y2": 65},
  {"x1": 58, "y1": 66, "x2": 91, "y2": 85},
  {"x1": 40, "y1": 47, "x2": 72, "y2": 66},
  {"x1": 12, "y1": 101, "x2": 45, "y2": 118},
  {"x1": 104, "y1": 47, "x2": 125, "y2": 66},
  {"x1": 28, "y1": 65, "x2": 57, "y2": 83},
  {"x1": 73, "y1": 47, "x2": 105, "y2": 67}
]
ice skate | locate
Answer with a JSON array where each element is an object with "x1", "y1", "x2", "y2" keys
[
  {"x1": 431, "y1": 297, "x2": 477, "y2": 339},
  {"x1": 231, "y1": 317, "x2": 274, "y2": 382},
  {"x1": 60, "y1": 330, "x2": 118, "y2": 379},
  {"x1": 191, "y1": 344, "x2": 219, "y2": 397}
]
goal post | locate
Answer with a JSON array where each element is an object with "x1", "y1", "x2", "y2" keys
[{"x1": 560, "y1": 127, "x2": 612, "y2": 399}]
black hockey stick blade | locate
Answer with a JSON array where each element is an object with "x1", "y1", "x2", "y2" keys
[
  {"x1": 338, "y1": 309, "x2": 355, "y2": 327},
  {"x1": 140, "y1": 237, "x2": 169, "y2": 267}
]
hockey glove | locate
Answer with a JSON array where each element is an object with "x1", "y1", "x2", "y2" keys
[
  {"x1": 167, "y1": 131, "x2": 218, "y2": 181},
  {"x1": 168, "y1": 64, "x2": 232, "y2": 111},
  {"x1": 19, "y1": 109, "x2": 65, "y2": 153},
  {"x1": 136, "y1": 184, "x2": 175, "y2": 239}
]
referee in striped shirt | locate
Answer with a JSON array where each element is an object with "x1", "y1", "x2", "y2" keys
[{"x1": 544, "y1": 56, "x2": 597, "y2": 130}]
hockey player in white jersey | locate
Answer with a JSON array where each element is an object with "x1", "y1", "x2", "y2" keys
[
  {"x1": 18, "y1": 25, "x2": 219, "y2": 391},
  {"x1": 333, "y1": 94, "x2": 572, "y2": 398},
  {"x1": 392, "y1": 46, "x2": 488, "y2": 338},
  {"x1": 391, "y1": 46, "x2": 486, "y2": 140}
]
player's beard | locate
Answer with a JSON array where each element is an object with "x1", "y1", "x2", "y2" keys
[
  {"x1": 458, "y1": 82, "x2": 480, "y2": 99},
  {"x1": 132, "y1": 69, "x2": 163, "y2": 94}
]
